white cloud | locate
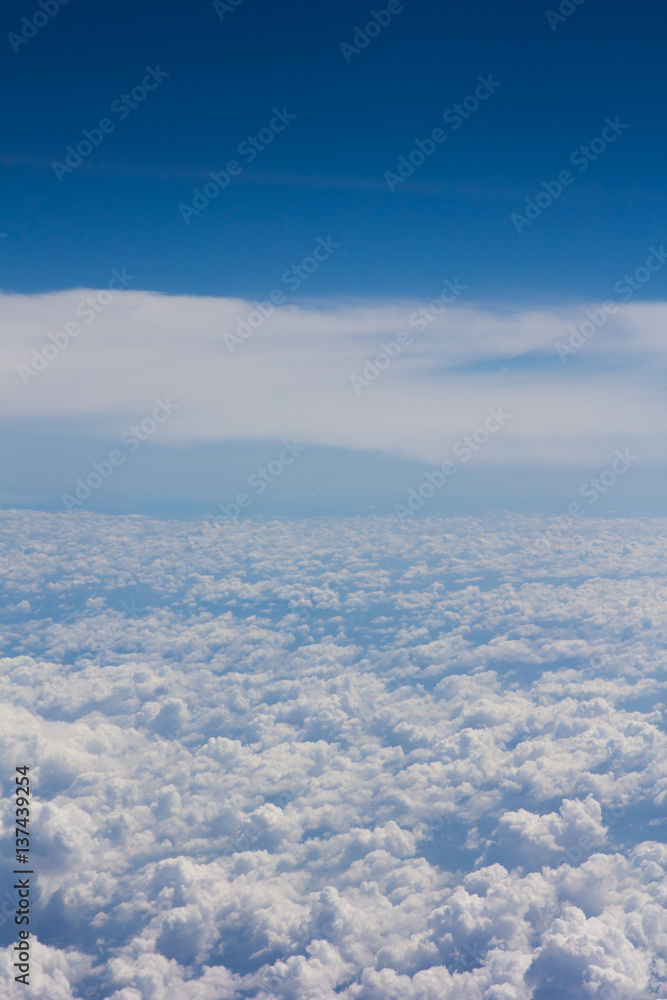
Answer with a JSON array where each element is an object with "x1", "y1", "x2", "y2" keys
[
  {"x1": 0, "y1": 289, "x2": 664, "y2": 466},
  {"x1": 0, "y1": 511, "x2": 665, "y2": 997}
]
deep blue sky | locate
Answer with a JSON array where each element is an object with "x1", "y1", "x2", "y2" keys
[
  {"x1": 1, "y1": 0, "x2": 665, "y2": 303},
  {"x1": 1, "y1": 0, "x2": 664, "y2": 519}
]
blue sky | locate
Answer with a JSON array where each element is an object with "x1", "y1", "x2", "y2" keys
[
  {"x1": 1, "y1": 7, "x2": 666, "y2": 991},
  {"x1": 0, "y1": 0, "x2": 665, "y2": 515},
  {"x1": 2, "y1": 0, "x2": 664, "y2": 301}
]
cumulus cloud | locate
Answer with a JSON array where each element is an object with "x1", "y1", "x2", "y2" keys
[{"x1": 0, "y1": 511, "x2": 665, "y2": 997}]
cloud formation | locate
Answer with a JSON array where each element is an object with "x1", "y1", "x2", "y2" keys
[
  {"x1": 1, "y1": 289, "x2": 664, "y2": 467},
  {"x1": 0, "y1": 511, "x2": 665, "y2": 997}
]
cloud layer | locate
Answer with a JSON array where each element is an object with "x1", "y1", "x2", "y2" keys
[
  {"x1": 0, "y1": 511, "x2": 666, "y2": 998},
  {"x1": 1, "y1": 289, "x2": 665, "y2": 467}
]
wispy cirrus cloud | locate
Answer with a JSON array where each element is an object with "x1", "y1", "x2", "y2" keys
[{"x1": 0, "y1": 153, "x2": 523, "y2": 199}]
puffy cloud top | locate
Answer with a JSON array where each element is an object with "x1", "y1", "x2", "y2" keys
[{"x1": 0, "y1": 510, "x2": 665, "y2": 998}]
